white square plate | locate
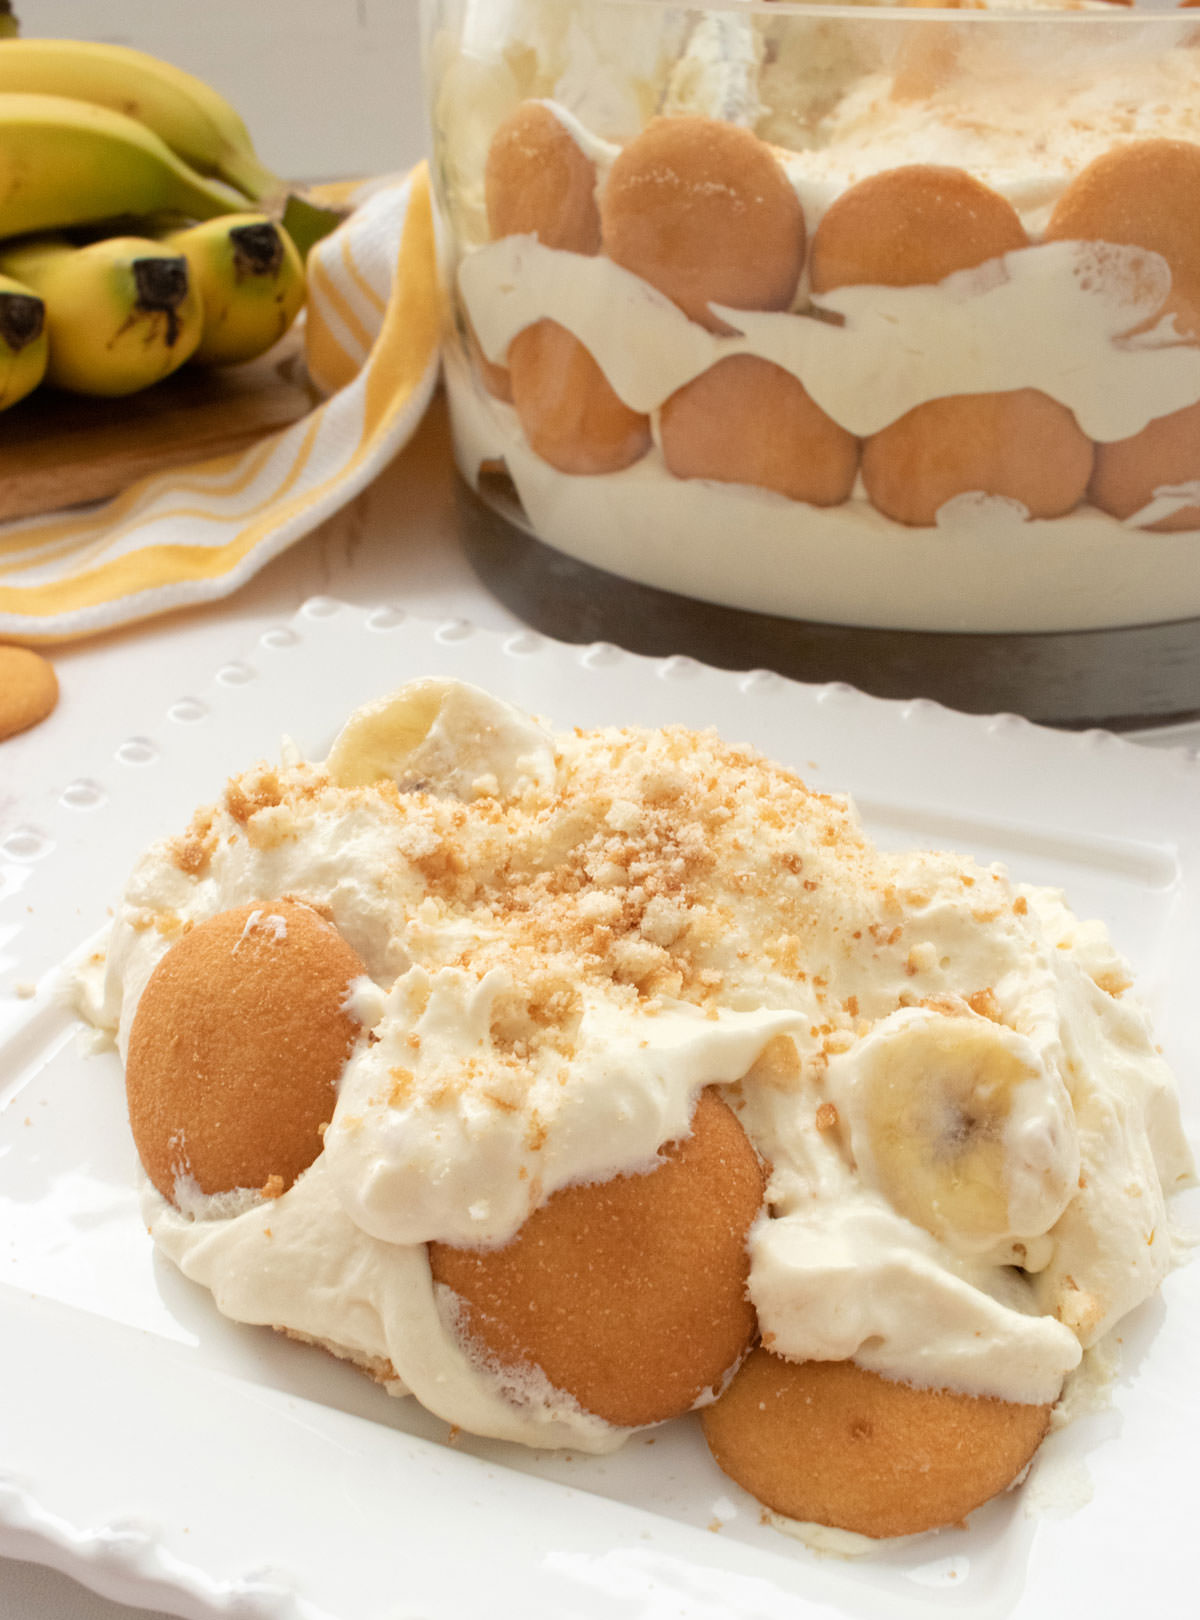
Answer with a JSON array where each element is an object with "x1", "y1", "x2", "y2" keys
[{"x1": 1, "y1": 598, "x2": 1197, "y2": 1620}]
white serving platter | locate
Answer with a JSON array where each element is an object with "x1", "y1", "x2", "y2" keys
[{"x1": 1, "y1": 598, "x2": 1197, "y2": 1620}]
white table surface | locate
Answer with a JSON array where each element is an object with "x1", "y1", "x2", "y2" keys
[{"x1": 4, "y1": 5, "x2": 1200, "y2": 1617}]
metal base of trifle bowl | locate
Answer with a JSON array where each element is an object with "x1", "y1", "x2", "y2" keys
[{"x1": 455, "y1": 471, "x2": 1200, "y2": 730}]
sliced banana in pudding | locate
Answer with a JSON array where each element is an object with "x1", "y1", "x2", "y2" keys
[{"x1": 834, "y1": 1006, "x2": 1080, "y2": 1257}]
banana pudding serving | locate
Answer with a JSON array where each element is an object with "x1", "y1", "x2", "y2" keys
[
  {"x1": 429, "y1": 1, "x2": 1200, "y2": 636},
  {"x1": 90, "y1": 679, "x2": 1193, "y2": 1542}
]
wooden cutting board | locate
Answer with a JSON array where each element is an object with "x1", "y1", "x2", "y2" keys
[{"x1": 0, "y1": 329, "x2": 319, "y2": 523}]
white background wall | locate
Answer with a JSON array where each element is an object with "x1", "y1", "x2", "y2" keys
[{"x1": 17, "y1": 0, "x2": 429, "y2": 178}]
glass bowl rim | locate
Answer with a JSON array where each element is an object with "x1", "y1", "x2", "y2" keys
[{"x1": 423, "y1": 0, "x2": 1198, "y2": 26}]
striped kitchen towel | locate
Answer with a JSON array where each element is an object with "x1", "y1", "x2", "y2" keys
[{"x1": 0, "y1": 164, "x2": 441, "y2": 644}]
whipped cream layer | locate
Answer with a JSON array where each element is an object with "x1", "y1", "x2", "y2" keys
[
  {"x1": 96, "y1": 682, "x2": 1193, "y2": 1448},
  {"x1": 462, "y1": 236, "x2": 1200, "y2": 444},
  {"x1": 330, "y1": 969, "x2": 802, "y2": 1248}
]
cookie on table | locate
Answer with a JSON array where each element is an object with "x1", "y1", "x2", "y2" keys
[
  {"x1": 125, "y1": 899, "x2": 367, "y2": 1204},
  {"x1": 661, "y1": 355, "x2": 860, "y2": 506},
  {"x1": 601, "y1": 116, "x2": 806, "y2": 332},
  {"x1": 0, "y1": 646, "x2": 58, "y2": 742},
  {"x1": 812, "y1": 166, "x2": 1091, "y2": 525},
  {"x1": 429, "y1": 1087, "x2": 765, "y2": 1430},
  {"x1": 702, "y1": 1350, "x2": 1055, "y2": 1539},
  {"x1": 508, "y1": 318, "x2": 651, "y2": 475}
]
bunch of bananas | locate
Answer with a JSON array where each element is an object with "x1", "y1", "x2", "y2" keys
[{"x1": 0, "y1": 34, "x2": 313, "y2": 407}]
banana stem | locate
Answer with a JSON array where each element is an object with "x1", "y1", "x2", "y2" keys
[
  {"x1": 0, "y1": 290, "x2": 42, "y2": 351},
  {"x1": 280, "y1": 191, "x2": 352, "y2": 261},
  {"x1": 0, "y1": 3, "x2": 18, "y2": 41},
  {"x1": 131, "y1": 255, "x2": 189, "y2": 346}
]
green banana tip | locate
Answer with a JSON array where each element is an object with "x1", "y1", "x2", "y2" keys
[{"x1": 280, "y1": 191, "x2": 351, "y2": 262}]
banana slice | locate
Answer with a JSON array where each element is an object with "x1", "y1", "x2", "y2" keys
[
  {"x1": 324, "y1": 679, "x2": 556, "y2": 799},
  {"x1": 662, "y1": 16, "x2": 765, "y2": 127},
  {"x1": 833, "y1": 1008, "x2": 1079, "y2": 1255}
]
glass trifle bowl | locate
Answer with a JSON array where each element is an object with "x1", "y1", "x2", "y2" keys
[{"x1": 422, "y1": 0, "x2": 1200, "y2": 723}]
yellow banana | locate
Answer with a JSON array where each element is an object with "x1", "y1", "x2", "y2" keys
[
  {"x1": 0, "y1": 39, "x2": 281, "y2": 203},
  {"x1": 161, "y1": 213, "x2": 305, "y2": 366},
  {"x1": 0, "y1": 92, "x2": 243, "y2": 240},
  {"x1": 0, "y1": 272, "x2": 48, "y2": 410},
  {"x1": 0, "y1": 236, "x2": 203, "y2": 397}
]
